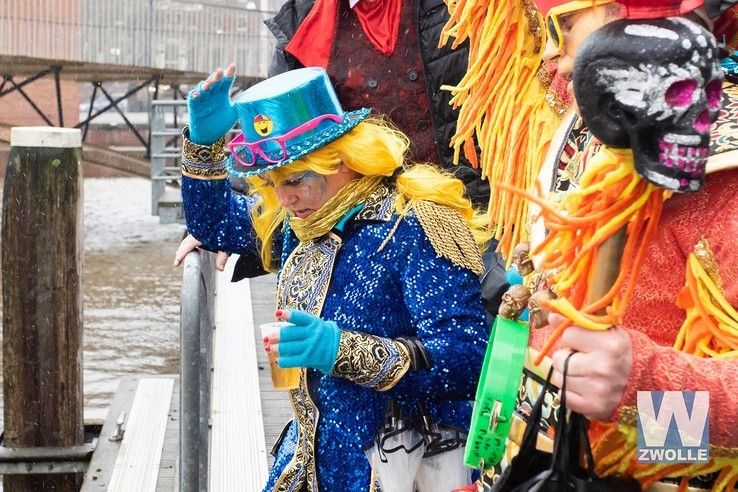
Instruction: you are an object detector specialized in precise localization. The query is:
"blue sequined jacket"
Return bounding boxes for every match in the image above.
[182,173,488,491]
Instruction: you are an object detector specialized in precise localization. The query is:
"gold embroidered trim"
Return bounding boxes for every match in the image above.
[277,234,342,314]
[273,369,320,491]
[356,181,395,221]
[181,127,226,163]
[181,161,229,180]
[412,200,485,275]
[273,233,343,492]
[333,331,411,391]
[180,128,228,179]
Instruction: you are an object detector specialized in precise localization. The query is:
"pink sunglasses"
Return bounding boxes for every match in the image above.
[227,113,345,167]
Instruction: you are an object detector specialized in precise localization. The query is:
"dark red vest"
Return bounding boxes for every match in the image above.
[327,0,438,164]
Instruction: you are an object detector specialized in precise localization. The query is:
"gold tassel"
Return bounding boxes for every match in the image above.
[413,200,485,275]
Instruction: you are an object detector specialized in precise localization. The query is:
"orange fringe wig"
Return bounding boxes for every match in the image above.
[500,146,671,364]
[439,0,562,260]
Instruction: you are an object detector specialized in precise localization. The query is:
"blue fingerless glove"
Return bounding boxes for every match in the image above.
[187,75,239,146]
[278,310,342,374]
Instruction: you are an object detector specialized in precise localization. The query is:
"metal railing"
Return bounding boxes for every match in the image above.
[0,0,278,77]
[180,249,217,492]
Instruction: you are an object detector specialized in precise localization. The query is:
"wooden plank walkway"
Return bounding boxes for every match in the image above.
[208,257,292,490]
[209,258,270,491]
[81,376,179,492]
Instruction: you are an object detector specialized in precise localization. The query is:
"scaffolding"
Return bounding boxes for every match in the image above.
[0,0,276,163]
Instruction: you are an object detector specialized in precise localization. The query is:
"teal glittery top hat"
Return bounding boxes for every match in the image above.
[226,67,370,177]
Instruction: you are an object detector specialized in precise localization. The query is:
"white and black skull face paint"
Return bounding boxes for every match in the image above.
[573,18,723,192]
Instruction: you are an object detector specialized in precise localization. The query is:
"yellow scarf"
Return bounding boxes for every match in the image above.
[288,176,384,242]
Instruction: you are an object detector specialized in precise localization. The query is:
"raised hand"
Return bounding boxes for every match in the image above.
[187,63,239,145]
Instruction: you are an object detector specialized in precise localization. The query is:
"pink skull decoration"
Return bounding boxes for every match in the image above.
[573,17,723,192]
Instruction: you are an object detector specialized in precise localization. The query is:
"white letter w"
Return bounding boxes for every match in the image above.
[637,391,709,447]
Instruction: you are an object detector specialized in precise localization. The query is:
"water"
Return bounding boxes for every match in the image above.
[1,177,185,422]
[82,178,184,420]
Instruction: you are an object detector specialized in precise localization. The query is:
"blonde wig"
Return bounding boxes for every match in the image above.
[247,116,490,271]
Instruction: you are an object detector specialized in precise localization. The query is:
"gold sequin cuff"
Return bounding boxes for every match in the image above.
[332,331,411,391]
[181,126,228,180]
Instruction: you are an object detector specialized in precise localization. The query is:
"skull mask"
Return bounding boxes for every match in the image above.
[573,18,723,192]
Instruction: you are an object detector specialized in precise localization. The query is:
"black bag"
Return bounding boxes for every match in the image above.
[492,353,641,492]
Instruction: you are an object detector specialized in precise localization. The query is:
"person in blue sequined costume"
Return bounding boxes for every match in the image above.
[180,66,489,491]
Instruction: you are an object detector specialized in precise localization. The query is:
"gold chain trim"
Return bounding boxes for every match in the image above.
[332,331,411,391]
[181,127,226,163]
[412,200,485,275]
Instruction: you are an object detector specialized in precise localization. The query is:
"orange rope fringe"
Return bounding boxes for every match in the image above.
[586,240,738,491]
[673,239,738,357]
[500,146,669,364]
[439,0,561,260]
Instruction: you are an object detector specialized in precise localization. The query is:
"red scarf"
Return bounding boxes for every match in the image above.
[286,0,402,68]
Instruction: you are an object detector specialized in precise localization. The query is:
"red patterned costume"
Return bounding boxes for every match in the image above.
[529,166,738,446]
[523,81,738,492]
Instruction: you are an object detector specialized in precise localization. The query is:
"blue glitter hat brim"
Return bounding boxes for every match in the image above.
[226,108,371,178]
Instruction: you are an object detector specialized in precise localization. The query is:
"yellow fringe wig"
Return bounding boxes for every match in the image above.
[246,116,491,271]
[439,0,562,260]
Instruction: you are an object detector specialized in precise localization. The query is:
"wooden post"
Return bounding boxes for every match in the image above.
[2,127,84,491]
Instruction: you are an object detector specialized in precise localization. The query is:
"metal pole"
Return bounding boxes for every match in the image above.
[180,251,203,492]
[53,66,64,127]
[198,254,215,492]
[3,127,84,492]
